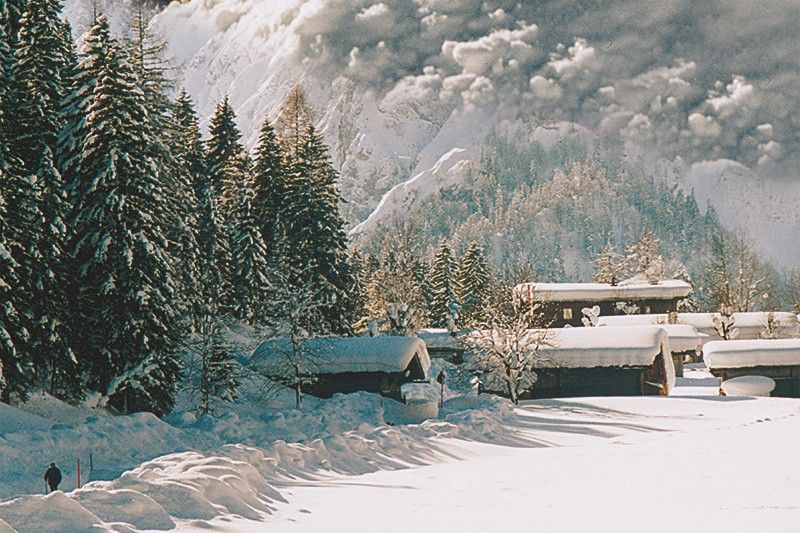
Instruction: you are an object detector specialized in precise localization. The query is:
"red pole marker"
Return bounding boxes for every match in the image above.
[77,458,81,489]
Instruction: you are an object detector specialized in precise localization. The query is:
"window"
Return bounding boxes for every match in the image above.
[562,307,573,320]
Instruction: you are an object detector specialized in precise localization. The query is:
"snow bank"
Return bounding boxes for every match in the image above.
[71,487,174,530]
[598,312,800,340]
[251,336,431,376]
[515,279,691,303]
[0,402,53,435]
[704,338,800,369]
[0,491,104,533]
[720,375,776,397]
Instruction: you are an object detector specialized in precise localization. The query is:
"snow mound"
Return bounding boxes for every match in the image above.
[0,402,53,435]
[721,376,776,397]
[0,491,104,533]
[71,487,174,530]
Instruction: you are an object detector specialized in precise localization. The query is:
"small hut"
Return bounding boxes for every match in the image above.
[514,280,692,327]
[480,326,674,400]
[595,319,706,376]
[416,328,465,362]
[598,312,800,341]
[703,339,800,398]
[251,336,432,402]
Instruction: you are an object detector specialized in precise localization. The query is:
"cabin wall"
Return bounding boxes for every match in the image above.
[541,298,683,327]
[709,366,800,398]
[519,367,650,399]
[307,372,408,401]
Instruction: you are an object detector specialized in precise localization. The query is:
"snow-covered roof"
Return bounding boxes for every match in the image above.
[514,279,692,303]
[533,326,675,391]
[593,321,704,353]
[416,329,465,351]
[598,312,800,339]
[703,338,800,369]
[251,336,432,376]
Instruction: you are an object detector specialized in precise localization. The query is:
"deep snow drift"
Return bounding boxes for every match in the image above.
[2,367,800,532]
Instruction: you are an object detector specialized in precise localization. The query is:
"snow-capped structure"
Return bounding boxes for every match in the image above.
[251,336,432,400]
[528,326,675,397]
[514,279,692,327]
[704,338,800,397]
[598,312,800,340]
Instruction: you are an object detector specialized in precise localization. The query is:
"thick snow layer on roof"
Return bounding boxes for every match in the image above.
[514,279,692,303]
[594,322,704,353]
[533,326,675,390]
[416,329,465,351]
[251,336,432,376]
[599,312,800,339]
[704,338,800,369]
[721,375,776,397]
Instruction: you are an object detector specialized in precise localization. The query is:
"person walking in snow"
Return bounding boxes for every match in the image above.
[44,462,62,493]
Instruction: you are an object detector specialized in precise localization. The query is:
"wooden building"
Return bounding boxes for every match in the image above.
[416,328,465,362]
[595,319,706,376]
[479,326,675,400]
[251,336,432,402]
[598,312,800,341]
[514,280,692,327]
[703,339,800,398]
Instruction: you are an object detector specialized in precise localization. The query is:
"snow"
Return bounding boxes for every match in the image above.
[597,311,800,340]
[416,328,464,353]
[704,338,800,369]
[535,325,670,365]
[595,322,705,353]
[721,375,776,397]
[251,336,432,376]
[514,279,692,303]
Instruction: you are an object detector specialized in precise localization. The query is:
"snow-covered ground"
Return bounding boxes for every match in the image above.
[1,365,799,532]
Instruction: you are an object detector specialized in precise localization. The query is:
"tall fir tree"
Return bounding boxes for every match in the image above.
[427,239,459,329]
[9,0,79,399]
[205,96,243,198]
[456,241,491,328]
[251,117,286,250]
[70,18,180,415]
[281,123,355,334]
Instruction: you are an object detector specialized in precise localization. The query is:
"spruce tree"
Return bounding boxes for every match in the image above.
[205,96,243,197]
[456,241,491,327]
[70,20,180,415]
[251,117,286,250]
[281,123,355,334]
[428,239,459,329]
[230,168,271,324]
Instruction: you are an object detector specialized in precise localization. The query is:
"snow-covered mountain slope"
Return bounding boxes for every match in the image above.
[145,1,800,265]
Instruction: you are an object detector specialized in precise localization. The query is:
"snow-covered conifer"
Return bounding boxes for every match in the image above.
[456,241,491,328]
[427,239,459,329]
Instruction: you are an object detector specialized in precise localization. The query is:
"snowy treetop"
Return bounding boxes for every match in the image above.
[252,336,432,376]
[514,279,692,303]
[703,338,800,369]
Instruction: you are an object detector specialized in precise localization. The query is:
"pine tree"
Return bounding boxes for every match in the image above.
[251,117,286,250]
[70,19,180,415]
[8,0,79,400]
[230,161,271,324]
[281,123,355,334]
[456,241,491,327]
[428,239,460,329]
[205,96,243,198]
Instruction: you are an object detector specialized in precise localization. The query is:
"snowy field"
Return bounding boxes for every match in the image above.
[1,367,799,532]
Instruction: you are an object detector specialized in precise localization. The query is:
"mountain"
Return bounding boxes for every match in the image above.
[69,0,800,267]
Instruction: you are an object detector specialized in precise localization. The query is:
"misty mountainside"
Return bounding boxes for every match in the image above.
[68,0,800,269]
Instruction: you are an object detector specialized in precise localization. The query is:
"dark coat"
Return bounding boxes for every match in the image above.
[44,466,62,488]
